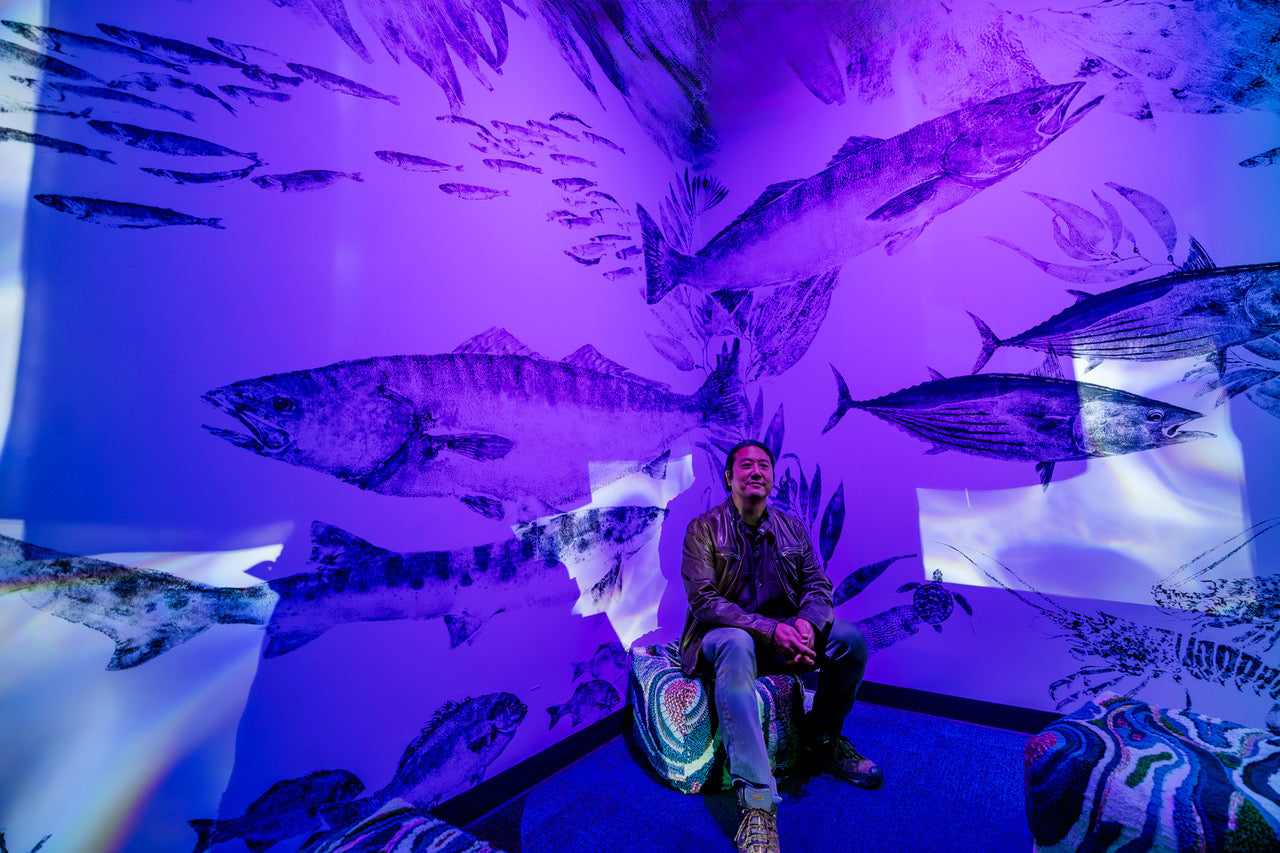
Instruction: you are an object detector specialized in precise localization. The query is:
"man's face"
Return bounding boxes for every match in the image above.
[726,445,774,505]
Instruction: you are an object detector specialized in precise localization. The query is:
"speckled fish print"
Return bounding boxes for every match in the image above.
[641,82,1100,303]
[0,126,113,162]
[547,679,620,728]
[35,195,225,229]
[11,77,194,120]
[264,506,664,655]
[287,61,399,104]
[0,532,273,670]
[96,23,254,70]
[190,770,364,853]
[323,693,526,826]
[570,641,628,681]
[439,182,507,200]
[824,368,1212,487]
[0,37,105,82]
[141,164,259,185]
[252,170,362,191]
[87,119,259,161]
[374,150,462,173]
[202,330,743,517]
[1,20,188,71]
[970,246,1280,372]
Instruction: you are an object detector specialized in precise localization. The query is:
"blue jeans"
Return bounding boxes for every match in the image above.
[700,619,868,809]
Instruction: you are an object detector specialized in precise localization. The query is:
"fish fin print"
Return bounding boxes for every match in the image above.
[1036,461,1055,490]
[1032,355,1064,379]
[822,365,855,434]
[262,627,328,658]
[868,178,941,221]
[827,135,883,167]
[563,344,661,387]
[1067,289,1094,303]
[189,819,216,853]
[884,224,928,256]
[108,622,209,670]
[967,312,1002,373]
[1081,358,1103,373]
[547,704,564,729]
[460,495,504,519]
[642,450,670,479]
[956,593,973,616]
[437,433,515,461]
[639,204,694,304]
[590,556,623,607]
[931,623,943,633]
[923,445,949,455]
[692,339,746,427]
[1181,236,1213,271]
[737,180,804,222]
[453,326,542,358]
[926,366,945,381]
[245,840,273,853]
[309,520,374,563]
[444,614,484,647]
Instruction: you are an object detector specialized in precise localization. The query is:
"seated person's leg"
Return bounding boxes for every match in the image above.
[701,627,777,810]
[804,619,882,789]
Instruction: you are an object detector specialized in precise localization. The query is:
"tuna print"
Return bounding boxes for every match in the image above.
[202,329,744,518]
[0,532,273,670]
[189,770,364,853]
[824,368,1213,486]
[35,195,225,229]
[323,693,527,826]
[547,679,620,728]
[265,506,664,655]
[641,81,1101,303]
[970,244,1280,373]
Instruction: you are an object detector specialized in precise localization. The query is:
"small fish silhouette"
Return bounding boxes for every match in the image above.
[36,195,225,229]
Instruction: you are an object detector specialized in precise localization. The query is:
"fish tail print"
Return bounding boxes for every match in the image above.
[547,703,565,729]
[968,311,1003,373]
[200,216,225,230]
[108,620,213,670]
[822,364,856,434]
[188,819,216,853]
[693,338,746,427]
[638,203,692,304]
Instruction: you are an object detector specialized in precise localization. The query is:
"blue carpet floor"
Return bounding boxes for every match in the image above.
[467,701,1034,852]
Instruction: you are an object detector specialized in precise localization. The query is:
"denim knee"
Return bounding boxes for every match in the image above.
[825,619,868,666]
[702,627,758,686]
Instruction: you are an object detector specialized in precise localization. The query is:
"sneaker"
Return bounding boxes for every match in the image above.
[734,807,780,853]
[805,734,884,789]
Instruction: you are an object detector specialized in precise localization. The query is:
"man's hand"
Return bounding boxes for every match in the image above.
[773,619,816,666]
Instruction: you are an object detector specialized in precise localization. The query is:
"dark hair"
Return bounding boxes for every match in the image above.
[724,439,775,481]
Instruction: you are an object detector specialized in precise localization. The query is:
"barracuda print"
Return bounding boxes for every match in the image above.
[824,368,1212,487]
[641,81,1101,303]
[204,329,744,518]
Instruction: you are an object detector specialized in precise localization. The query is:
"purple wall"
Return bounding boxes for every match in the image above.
[2,1,1279,850]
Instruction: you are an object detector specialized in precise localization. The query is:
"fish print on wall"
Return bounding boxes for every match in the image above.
[267,506,665,654]
[824,368,1213,487]
[949,545,1280,731]
[832,554,974,654]
[0,532,273,670]
[570,641,627,684]
[546,679,620,729]
[203,329,744,519]
[189,770,364,853]
[322,693,527,826]
[640,81,1101,305]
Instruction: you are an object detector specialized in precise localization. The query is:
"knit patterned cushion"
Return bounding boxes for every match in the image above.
[298,800,511,853]
[628,641,804,794]
[1025,695,1280,852]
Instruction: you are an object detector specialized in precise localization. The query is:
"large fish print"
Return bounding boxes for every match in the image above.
[265,506,665,655]
[641,81,1101,303]
[189,770,364,853]
[824,368,1212,486]
[323,693,527,827]
[35,195,225,229]
[970,246,1280,372]
[203,329,744,518]
[0,532,273,670]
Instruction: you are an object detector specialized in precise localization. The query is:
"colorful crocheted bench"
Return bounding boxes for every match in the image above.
[1024,694,1280,852]
[628,641,805,794]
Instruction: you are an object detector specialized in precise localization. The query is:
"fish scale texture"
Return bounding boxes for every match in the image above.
[1025,694,1280,852]
[628,641,803,793]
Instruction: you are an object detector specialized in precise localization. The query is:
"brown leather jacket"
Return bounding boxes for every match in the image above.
[678,498,834,676]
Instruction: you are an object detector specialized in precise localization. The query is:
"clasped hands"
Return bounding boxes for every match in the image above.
[772,617,817,666]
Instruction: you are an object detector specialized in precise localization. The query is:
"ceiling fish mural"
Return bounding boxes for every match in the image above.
[189,770,364,853]
[546,678,620,729]
[823,368,1214,487]
[267,505,665,654]
[970,245,1280,374]
[640,81,1101,304]
[321,693,527,826]
[0,532,273,671]
[202,329,744,519]
[950,546,1280,732]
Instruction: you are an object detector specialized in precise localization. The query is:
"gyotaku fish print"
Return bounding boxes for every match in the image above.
[110,73,237,114]
[374,150,462,173]
[0,37,106,82]
[322,693,527,827]
[251,170,363,192]
[202,329,744,518]
[10,77,195,121]
[141,164,259,185]
[87,119,259,161]
[35,195,225,229]
[0,126,113,162]
[824,367,1212,487]
[570,641,628,682]
[0,20,188,71]
[855,571,974,653]
[0,532,273,670]
[640,81,1101,303]
[969,240,1280,372]
[265,506,664,655]
[546,679,620,728]
[286,61,398,104]
[95,23,257,71]
[189,770,364,853]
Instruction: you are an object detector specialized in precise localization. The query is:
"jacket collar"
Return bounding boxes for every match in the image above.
[723,497,774,536]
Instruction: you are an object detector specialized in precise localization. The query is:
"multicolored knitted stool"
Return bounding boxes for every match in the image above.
[1025,694,1280,852]
[628,641,804,794]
